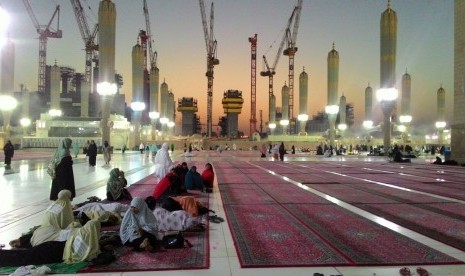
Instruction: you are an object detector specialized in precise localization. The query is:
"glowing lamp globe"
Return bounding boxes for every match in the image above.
[130,101,146,111]
[0,95,17,111]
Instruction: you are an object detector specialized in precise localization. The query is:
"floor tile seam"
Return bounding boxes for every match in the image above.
[294,163,465,205]
[247,161,465,262]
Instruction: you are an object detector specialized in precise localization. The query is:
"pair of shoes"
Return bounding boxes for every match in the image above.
[399,267,411,276]
[417,267,429,276]
[313,273,324,276]
[209,215,225,223]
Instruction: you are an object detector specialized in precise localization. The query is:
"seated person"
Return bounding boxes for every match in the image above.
[185,166,205,191]
[152,167,185,200]
[201,163,215,192]
[106,168,132,201]
[433,156,443,164]
[153,207,203,232]
[120,197,159,252]
[393,149,411,163]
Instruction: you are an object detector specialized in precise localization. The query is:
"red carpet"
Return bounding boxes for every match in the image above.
[83,174,210,272]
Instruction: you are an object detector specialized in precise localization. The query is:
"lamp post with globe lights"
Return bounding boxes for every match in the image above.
[268,122,276,136]
[436,85,446,146]
[280,119,289,135]
[325,105,339,148]
[159,117,169,138]
[149,111,160,141]
[97,82,117,145]
[0,95,17,140]
[376,88,398,154]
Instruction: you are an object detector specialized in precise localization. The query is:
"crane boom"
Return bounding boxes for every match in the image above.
[199,0,219,137]
[283,0,303,124]
[143,0,157,69]
[70,0,98,85]
[23,0,62,93]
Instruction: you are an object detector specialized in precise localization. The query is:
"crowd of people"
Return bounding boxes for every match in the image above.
[1,138,216,269]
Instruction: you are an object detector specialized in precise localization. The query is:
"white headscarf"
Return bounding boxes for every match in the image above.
[120,197,158,244]
[63,219,101,263]
[154,143,172,166]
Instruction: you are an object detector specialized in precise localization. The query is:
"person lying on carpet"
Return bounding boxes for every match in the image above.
[75,201,130,218]
[153,207,204,232]
[120,197,161,252]
[185,165,205,192]
[106,168,132,201]
[162,196,211,217]
[152,166,186,200]
[74,210,121,227]
[0,219,102,267]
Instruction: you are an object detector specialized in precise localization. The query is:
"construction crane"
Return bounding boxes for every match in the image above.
[283,0,303,122]
[23,1,62,93]
[70,0,98,86]
[260,6,296,124]
[248,34,257,137]
[142,0,157,71]
[199,0,219,137]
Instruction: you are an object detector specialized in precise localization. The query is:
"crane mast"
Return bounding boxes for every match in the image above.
[143,0,157,70]
[70,0,98,86]
[283,0,303,124]
[260,7,296,124]
[23,0,62,93]
[199,0,219,137]
[249,34,257,136]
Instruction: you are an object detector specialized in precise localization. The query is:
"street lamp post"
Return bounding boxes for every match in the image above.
[130,101,145,147]
[268,122,276,136]
[297,114,308,135]
[376,88,398,154]
[280,119,289,135]
[97,82,117,145]
[435,121,446,146]
[149,111,160,141]
[0,95,17,140]
[159,117,169,139]
[325,105,339,148]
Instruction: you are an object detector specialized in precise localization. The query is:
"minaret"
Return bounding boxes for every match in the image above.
[400,69,412,124]
[452,1,465,162]
[50,61,61,114]
[338,94,347,131]
[222,90,244,138]
[326,43,339,148]
[436,85,446,145]
[149,66,159,116]
[131,43,144,146]
[98,0,116,144]
[363,84,373,128]
[380,0,397,89]
[269,94,276,133]
[298,67,309,133]
[98,0,116,84]
[1,35,15,139]
[160,80,169,120]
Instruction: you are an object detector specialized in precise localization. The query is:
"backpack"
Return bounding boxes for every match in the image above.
[162,232,192,249]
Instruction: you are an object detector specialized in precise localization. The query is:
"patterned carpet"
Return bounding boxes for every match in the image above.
[219,161,463,267]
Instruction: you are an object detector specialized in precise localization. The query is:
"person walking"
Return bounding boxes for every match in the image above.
[102,140,111,165]
[72,141,80,158]
[50,138,76,201]
[139,142,145,154]
[87,140,98,167]
[279,142,286,161]
[3,140,14,169]
[153,142,173,180]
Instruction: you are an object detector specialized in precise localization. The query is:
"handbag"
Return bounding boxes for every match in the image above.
[162,232,192,249]
[46,157,58,179]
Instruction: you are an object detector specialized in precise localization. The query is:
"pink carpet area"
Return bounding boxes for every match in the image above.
[83,173,210,272]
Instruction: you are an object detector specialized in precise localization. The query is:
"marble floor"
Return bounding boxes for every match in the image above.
[1,149,465,276]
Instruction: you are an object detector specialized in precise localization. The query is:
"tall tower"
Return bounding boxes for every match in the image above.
[131,43,144,146]
[177,97,198,136]
[298,67,309,133]
[452,1,465,162]
[50,62,61,113]
[1,35,15,139]
[364,84,373,128]
[98,0,116,144]
[269,94,276,132]
[168,91,175,123]
[160,80,169,120]
[436,85,446,145]
[338,95,347,131]
[400,70,412,125]
[98,0,116,84]
[326,43,339,148]
[149,66,159,116]
[222,90,244,138]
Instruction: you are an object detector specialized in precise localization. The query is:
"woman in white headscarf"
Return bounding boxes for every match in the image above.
[153,142,173,180]
[120,197,159,252]
[50,138,76,200]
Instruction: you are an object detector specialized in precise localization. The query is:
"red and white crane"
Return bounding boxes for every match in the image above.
[23,0,62,93]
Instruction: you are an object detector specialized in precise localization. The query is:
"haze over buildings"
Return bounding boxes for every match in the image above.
[0,0,453,134]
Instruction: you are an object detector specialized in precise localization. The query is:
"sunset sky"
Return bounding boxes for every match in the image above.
[0,0,454,134]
